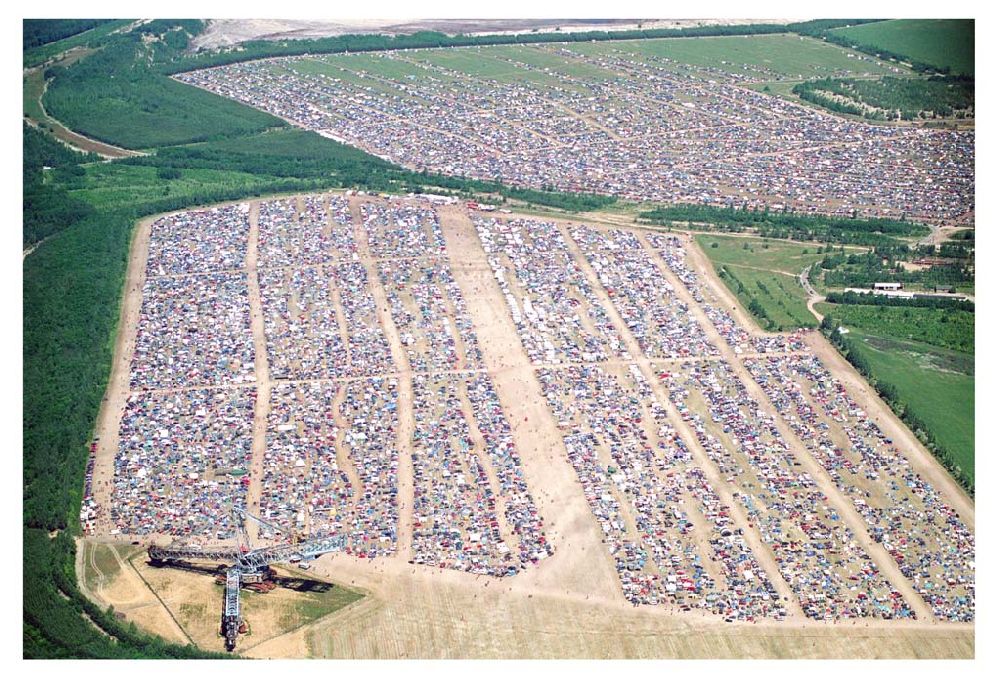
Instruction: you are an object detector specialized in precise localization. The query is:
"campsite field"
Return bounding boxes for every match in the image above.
[830,19,974,76]
[554,33,903,79]
[24,19,975,660]
[74,191,973,657]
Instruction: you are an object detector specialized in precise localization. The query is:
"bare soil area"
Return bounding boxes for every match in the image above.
[190,19,791,50]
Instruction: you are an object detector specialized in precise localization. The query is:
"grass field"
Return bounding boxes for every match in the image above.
[559,33,903,79]
[481,44,623,81]
[319,52,441,81]
[720,265,817,330]
[65,165,312,211]
[830,20,974,77]
[320,34,902,87]
[846,332,973,485]
[696,234,828,330]
[695,234,831,274]
[395,47,595,87]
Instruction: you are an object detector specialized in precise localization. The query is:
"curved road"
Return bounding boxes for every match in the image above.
[800,263,824,322]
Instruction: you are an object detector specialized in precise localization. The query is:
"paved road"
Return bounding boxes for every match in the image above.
[800,263,824,322]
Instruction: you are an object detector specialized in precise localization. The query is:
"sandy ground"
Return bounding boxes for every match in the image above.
[190,19,793,50]
[88,213,154,536]
[84,193,974,657]
[245,202,271,540]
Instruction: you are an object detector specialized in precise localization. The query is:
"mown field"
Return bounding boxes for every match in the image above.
[696,233,831,275]
[846,332,974,486]
[830,19,974,77]
[696,234,829,330]
[317,33,903,86]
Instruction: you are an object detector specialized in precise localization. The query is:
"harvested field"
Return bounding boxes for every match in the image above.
[84,191,973,657]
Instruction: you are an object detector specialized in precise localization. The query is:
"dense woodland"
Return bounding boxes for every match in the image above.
[793,75,974,121]
[638,204,928,246]
[22,19,111,50]
[22,124,97,247]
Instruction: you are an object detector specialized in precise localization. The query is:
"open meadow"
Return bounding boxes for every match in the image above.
[830,19,974,76]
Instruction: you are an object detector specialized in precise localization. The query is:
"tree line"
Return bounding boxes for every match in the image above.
[23,19,113,50]
[638,203,928,246]
[793,75,973,121]
[825,290,973,312]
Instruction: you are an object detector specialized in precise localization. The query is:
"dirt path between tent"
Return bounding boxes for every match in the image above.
[438,205,624,602]
[245,202,272,540]
[349,195,417,562]
[88,213,154,535]
[551,218,805,619]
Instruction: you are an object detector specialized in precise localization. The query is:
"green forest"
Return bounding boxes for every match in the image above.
[793,75,973,121]
[23,19,112,50]
[638,203,928,246]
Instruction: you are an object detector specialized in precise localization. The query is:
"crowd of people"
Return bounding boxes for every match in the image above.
[411,371,551,575]
[259,379,400,557]
[662,360,912,620]
[178,44,973,223]
[475,216,626,364]
[111,388,255,537]
[745,355,975,622]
